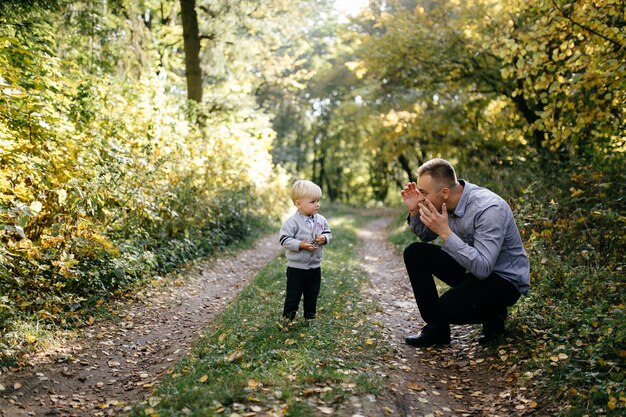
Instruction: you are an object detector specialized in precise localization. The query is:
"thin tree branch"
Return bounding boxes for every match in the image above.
[551,0,624,50]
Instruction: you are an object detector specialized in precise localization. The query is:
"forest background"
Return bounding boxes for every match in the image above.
[0,0,624,415]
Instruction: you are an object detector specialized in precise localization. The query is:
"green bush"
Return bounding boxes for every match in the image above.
[0,6,289,363]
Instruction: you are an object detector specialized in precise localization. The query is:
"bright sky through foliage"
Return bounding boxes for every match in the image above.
[334,0,368,16]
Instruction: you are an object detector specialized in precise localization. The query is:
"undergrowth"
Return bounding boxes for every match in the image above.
[388,160,625,416]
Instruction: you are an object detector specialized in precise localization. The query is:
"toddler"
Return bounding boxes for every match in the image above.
[279,180,332,321]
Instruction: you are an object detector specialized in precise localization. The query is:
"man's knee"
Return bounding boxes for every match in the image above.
[403,242,430,263]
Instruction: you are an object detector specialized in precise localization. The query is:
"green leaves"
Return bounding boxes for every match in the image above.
[0,1,289,364]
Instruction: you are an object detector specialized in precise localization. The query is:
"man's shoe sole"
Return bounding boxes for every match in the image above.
[405,335,451,348]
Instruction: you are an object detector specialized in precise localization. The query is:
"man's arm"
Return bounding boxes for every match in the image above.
[442,204,506,278]
[407,214,438,242]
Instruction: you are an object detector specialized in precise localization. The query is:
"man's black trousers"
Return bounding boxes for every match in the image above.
[403,242,520,328]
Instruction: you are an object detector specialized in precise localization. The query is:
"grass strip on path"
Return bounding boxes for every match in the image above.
[130,212,387,417]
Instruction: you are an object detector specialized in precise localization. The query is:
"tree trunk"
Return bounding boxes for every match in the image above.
[398,153,416,183]
[179,0,202,102]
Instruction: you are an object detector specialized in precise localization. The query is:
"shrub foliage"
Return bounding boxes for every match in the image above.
[0,3,288,358]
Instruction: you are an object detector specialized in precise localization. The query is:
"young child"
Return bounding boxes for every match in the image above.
[279,180,332,321]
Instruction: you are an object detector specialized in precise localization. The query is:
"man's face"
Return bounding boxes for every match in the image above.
[417,174,445,212]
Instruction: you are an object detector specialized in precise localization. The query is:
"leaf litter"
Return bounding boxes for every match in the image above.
[0,234,281,417]
[347,214,539,417]
[0,213,540,416]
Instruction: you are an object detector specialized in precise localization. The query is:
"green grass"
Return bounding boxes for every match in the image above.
[130,211,387,417]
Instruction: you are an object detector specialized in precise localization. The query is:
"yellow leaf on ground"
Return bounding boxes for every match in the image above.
[226,350,244,362]
[608,398,616,410]
[198,374,208,383]
[407,383,424,391]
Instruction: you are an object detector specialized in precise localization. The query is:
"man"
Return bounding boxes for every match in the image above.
[401,158,529,347]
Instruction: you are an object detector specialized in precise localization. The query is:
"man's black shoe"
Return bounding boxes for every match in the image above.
[479,316,506,345]
[478,329,505,345]
[405,325,450,348]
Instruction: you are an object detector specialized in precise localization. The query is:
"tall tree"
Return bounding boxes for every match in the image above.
[180,0,202,102]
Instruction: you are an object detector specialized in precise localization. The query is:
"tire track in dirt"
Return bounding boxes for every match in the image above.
[0,234,281,417]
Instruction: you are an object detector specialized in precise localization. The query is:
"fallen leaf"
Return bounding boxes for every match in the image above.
[317,406,334,414]
[198,375,208,383]
[407,383,424,391]
[226,351,244,362]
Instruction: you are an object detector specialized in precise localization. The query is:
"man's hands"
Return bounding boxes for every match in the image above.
[401,182,453,241]
[401,182,421,216]
[418,200,452,241]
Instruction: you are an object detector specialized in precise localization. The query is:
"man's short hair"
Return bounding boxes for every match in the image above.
[417,158,457,189]
[291,180,322,203]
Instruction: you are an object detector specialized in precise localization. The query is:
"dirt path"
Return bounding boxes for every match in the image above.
[356,214,537,417]
[0,234,281,417]
[1,214,538,417]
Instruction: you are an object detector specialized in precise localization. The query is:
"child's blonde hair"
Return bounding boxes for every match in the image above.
[290,180,322,203]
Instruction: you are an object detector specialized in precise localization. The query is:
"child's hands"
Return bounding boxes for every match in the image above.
[299,239,317,252]
[314,235,326,246]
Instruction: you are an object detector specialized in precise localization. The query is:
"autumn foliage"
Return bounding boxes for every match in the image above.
[0,0,624,415]
[0,2,288,351]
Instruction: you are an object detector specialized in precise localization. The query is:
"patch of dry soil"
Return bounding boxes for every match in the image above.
[0,234,281,417]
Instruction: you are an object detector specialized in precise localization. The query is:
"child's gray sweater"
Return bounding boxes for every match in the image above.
[279,211,332,269]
